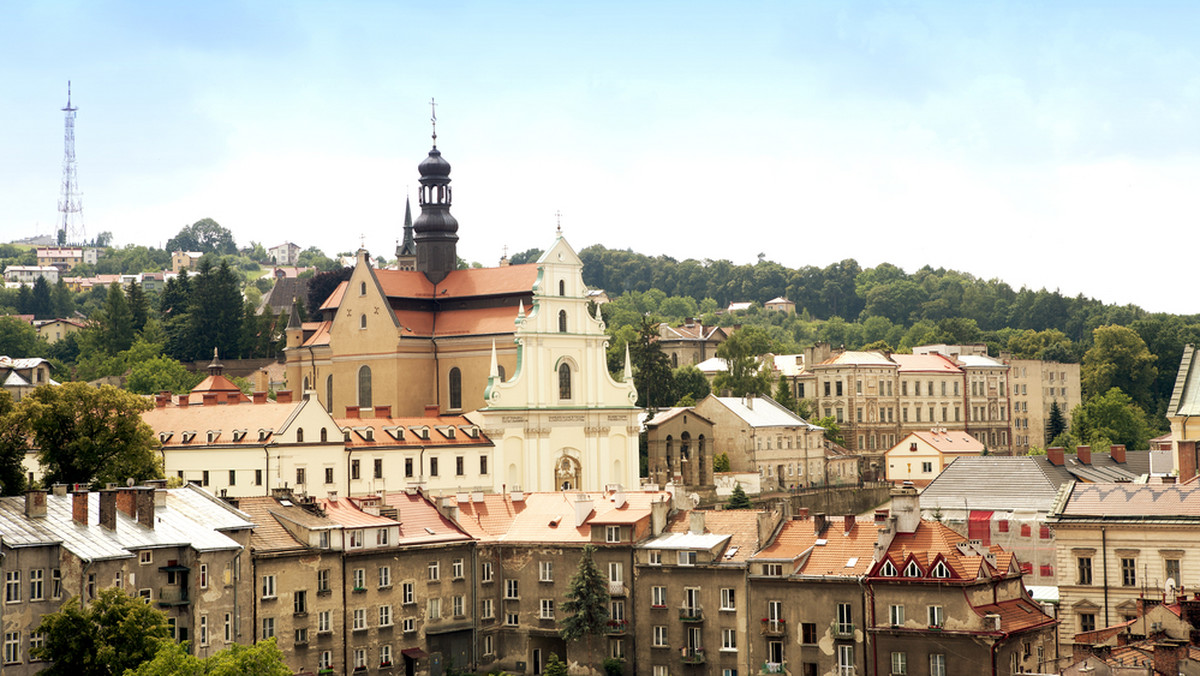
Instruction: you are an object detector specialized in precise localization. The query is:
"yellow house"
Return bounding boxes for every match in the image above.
[34,318,84,344]
[885,429,984,487]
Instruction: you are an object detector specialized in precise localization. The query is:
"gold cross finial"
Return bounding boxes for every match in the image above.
[430,97,438,145]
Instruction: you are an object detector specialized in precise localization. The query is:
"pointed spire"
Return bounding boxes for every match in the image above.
[286,301,302,330]
[489,340,499,379]
[517,299,525,319]
[207,348,224,376]
[623,343,633,382]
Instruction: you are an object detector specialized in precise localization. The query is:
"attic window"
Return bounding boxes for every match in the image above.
[845,557,858,568]
[460,426,479,439]
[232,430,247,442]
[904,561,922,578]
[384,426,404,441]
[343,429,351,442]
[206,431,219,443]
[258,429,273,442]
[424,527,435,535]
[182,431,197,443]
[723,546,739,560]
[410,426,430,441]
[436,426,455,439]
[881,560,898,577]
[932,561,950,578]
[158,432,172,443]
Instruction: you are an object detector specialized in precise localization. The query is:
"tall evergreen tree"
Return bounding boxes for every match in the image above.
[102,282,135,354]
[30,277,53,319]
[15,284,32,315]
[1045,401,1067,445]
[774,375,799,414]
[727,484,752,509]
[629,316,674,409]
[159,269,191,319]
[126,280,148,333]
[559,544,610,653]
[51,279,74,318]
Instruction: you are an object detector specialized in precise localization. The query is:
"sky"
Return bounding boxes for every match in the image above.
[3,1,1200,314]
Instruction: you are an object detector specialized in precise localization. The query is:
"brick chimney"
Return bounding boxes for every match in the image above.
[72,488,88,525]
[98,489,117,530]
[252,391,267,404]
[116,488,137,519]
[424,404,440,418]
[843,515,855,533]
[24,490,47,518]
[813,512,827,534]
[225,391,241,404]
[345,406,360,419]
[874,509,889,523]
[1153,641,1185,676]
[1047,447,1065,466]
[1110,444,1126,464]
[178,396,189,408]
[202,392,218,406]
[375,405,391,419]
[1077,445,1092,465]
[155,391,169,408]
[136,487,155,529]
[276,390,293,404]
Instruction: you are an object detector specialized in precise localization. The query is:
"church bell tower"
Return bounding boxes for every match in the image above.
[413,100,458,284]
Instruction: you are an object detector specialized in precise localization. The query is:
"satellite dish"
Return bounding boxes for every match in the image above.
[688,493,700,507]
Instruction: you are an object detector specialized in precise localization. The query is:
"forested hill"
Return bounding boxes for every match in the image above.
[574,244,1200,427]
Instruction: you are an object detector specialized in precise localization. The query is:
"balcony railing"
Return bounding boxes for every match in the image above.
[761,618,786,637]
[608,581,628,597]
[157,587,189,606]
[760,662,788,675]
[831,621,855,638]
[679,605,704,622]
[680,647,706,664]
[605,619,629,636]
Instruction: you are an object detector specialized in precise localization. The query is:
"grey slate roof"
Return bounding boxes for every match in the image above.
[1169,344,1200,417]
[920,451,1152,513]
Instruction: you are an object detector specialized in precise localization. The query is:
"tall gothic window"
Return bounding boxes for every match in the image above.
[558,310,568,333]
[358,366,372,409]
[449,368,462,410]
[559,280,565,296]
[558,363,572,400]
[325,375,333,413]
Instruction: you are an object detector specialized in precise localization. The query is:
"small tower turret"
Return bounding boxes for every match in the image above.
[413,98,458,284]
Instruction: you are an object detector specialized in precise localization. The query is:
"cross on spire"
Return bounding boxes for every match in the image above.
[430,97,438,145]
[555,210,562,236]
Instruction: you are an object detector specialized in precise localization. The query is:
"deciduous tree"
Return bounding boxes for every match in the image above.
[1082,325,1156,407]
[1070,387,1153,451]
[713,326,773,397]
[32,587,172,676]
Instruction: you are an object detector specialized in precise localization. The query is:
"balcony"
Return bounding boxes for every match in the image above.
[679,605,704,622]
[605,619,629,636]
[761,618,786,637]
[760,662,789,675]
[680,647,706,664]
[608,581,628,597]
[830,621,855,639]
[157,586,190,607]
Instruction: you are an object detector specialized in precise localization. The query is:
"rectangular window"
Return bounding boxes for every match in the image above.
[295,627,307,644]
[1167,558,1182,585]
[453,595,464,617]
[541,599,555,619]
[430,457,439,476]
[836,381,843,396]
[428,598,441,620]
[1080,612,1096,633]
[837,645,854,674]
[318,610,331,633]
[456,456,464,476]
[255,469,263,485]
[353,608,367,630]
[651,586,666,608]
[678,550,697,566]
[353,568,365,590]
[351,459,360,480]
[540,561,554,582]
[720,587,736,611]
[453,559,464,579]
[5,572,19,603]
[318,569,330,593]
[1078,557,1093,585]
[482,635,493,656]
[224,613,231,642]
[402,582,414,604]
[261,617,275,639]
[801,622,817,644]
[653,625,667,647]
[722,627,737,650]
[428,561,440,581]
[380,645,392,666]
[295,468,305,485]
[354,649,367,669]
[202,470,209,486]
[481,561,494,583]
[379,605,392,627]
[609,562,623,584]
[930,654,946,676]
[200,615,208,646]
[379,566,391,588]
[610,599,625,622]
[324,467,334,484]
[606,525,621,542]
[261,575,276,599]
[404,458,413,477]
[4,631,19,665]
[228,469,236,486]
[29,570,43,601]
[482,598,494,619]
[835,603,852,633]
[1122,558,1137,586]
[377,528,389,546]
[891,652,907,675]
[294,590,307,614]
[889,604,904,626]
[349,530,364,548]
[506,579,519,599]
[927,605,943,628]
[480,456,488,475]
[922,461,932,473]
[375,458,384,478]
[319,651,332,669]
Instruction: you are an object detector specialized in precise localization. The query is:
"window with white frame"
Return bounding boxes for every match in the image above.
[354,648,367,669]
[540,561,553,582]
[402,617,415,633]
[261,617,275,639]
[482,599,494,619]
[379,605,392,626]
[541,599,555,619]
[199,564,207,589]
[928,605,944,628]
[889,604,904,625]
[453,595,464,617]
[50,570,61,600]
[891,651,907,675]
[721,628,736,650]
[651,585,666,607]
[653,667,668,676]
[319,651,332,669]
[349,530,363,548]
[482,634,493,656]
[452,558,464,579]
[199,615,208,646]
[930,654,946,676]
[3,631,19,664]
[481,561,494,582]
[353,608,367,630]
[260,575,276,599]
[378,566,391,588]
[610,599,625,622]
[352,568,365,590]
[428,561,440,581]
[505,611,519,626]
[609,562,623,584]
[653,625,667,647]
[428,598,441,620]
[837,644,854,675]
[402,582,414,604]
[29,570,43,601]
[505,579,519,599]
[649,550,662,565]
[5,572,19,603]
[678,550,697,566]
[720,588,735,611]
[610,638,625,659]
[377,528,389,546]
[606,525,620,542]
[29,631,42,660]
[318,610,331,633]
[380,645,392,666]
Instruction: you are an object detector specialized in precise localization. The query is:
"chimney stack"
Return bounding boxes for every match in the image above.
[1110,444,1126,464]
[843,514,855,533]
[375,405,391,419]
[424,404,440,418]
[24,490,47,518]
[276,390,293,404]
[1077,445,1092,465]
[98,489,117,530]
[574,494,593,527]
[252,391,267,404]
[345,406,360,419]
[51,484,67,497]
[689,510,706,535]
[875,509,889,523]
[116,488,137,519]
[813,512,827,534]
[202,392,218,406]
[890,482,921,534]
[72,488,88,525]
[136,487,155,529]
[1047,447,1065,466]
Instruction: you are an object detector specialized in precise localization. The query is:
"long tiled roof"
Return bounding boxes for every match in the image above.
[238,496,313,553]
[753,515,881,576]
[449,490,669,543]
[376,492,473,546]
[818,351,895,367]
[891,353,961,374]
[920,456,1065,512]
[1053,482,1200,520]
[662,510,771,562]
[143,401,301,447]
[974,597,1057,634]
[338,415,491,449]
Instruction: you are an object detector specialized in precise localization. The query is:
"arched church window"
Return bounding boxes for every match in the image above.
[296,428,304,443]
[559,280,565,296]
[559,310,567,333]
[496,365,506,382]
[360,314,367,329]
[358,366,372,409]
[672,353,678,368]
[558,363,572,400]
[320,428,328,442]
[360,281,367,296]
[325,375,333,413]
[303,375,310,392]
[449,368,462,409]
[680,431,691,460]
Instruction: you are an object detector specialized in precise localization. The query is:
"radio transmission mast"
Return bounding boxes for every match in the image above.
[57,81,85,246]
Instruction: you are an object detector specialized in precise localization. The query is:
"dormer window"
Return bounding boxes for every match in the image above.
[762,563,783,576]
[206,431,220,443]
[904,561,922,578]
[182,431,196,444]
[880,560,898,577]
[159,432,172,444]
[931,561,950,579]
[678,551,696,566]
[384,426,404,441]
[258,429,272,442]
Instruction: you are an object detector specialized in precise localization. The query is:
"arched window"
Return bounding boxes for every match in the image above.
[358,366,372,409]
[296,428,304,443]
[449,367,462,410]
[558,310,567,333]
[559,280,565,296]
[320,428,328,442]
[325,375,333,413]
[558,363,572,400]
[303,375,310,392]
[672,353,678,368]
[360,314,367,329]
[360,281,367,296]
[680,431,691,460]
[496,365,506,382]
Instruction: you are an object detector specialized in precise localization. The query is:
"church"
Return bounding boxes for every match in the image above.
[283,133,641,494]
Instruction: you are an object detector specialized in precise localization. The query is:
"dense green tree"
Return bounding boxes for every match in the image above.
[15,284,32,315]
[0,315,47,357]
[509,248,544,265]
[306,267,353,317]
[671,365,711,405]
[813,415,845,446]
[727,483,752,509]
[181,259,243,360]
[32,587,172,676]
[713,326,773,397]
[543,653,569,676]
[297,246,340,271]
[127,637,292,676]
[101,282,135,354]
[1045,401,1067,446]
[22,382,161,488]
[126,280,149,333]
[30,276,53,319]
[0,391,26,494]
[629,317,674,408]
[1071,387,1154,451]
[713,452,731,473]
[559,544,610,653]
[126,356,204,395]
[1082,325,1157,406]
[774,375,799,414]
[166,217,237,255]
[51,279,74,317]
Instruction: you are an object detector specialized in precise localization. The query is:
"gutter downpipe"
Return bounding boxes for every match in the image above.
[1102,526,1110,628]
[861,575,876,676]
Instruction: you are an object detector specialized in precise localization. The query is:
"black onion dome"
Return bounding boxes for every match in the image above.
[418,147,451,179]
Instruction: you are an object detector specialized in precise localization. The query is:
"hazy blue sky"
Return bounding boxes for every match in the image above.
[3,1,1200,313]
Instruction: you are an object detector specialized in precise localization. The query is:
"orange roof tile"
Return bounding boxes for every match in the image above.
[879,520,1009,580]
[374,265,537,300]
[753,516,881,576]
[393,305,519,338]
[449,491,669,543]
[143,400,299,446]
[317,496,396,528]
[318,282,347,311]
[337,415,492,449]
[188,373,250,404]
[366,492,473,545]
[974,597,1056,634]
[301,321,332,347]
[891,353,962,374]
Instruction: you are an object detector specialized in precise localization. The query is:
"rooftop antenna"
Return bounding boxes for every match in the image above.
[429,97,437,147]
[57,81,85,246]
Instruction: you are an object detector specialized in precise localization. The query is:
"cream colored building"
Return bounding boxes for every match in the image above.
[884,429,984,487]
[1168,344,1200,480]
[1006,358,1080,452]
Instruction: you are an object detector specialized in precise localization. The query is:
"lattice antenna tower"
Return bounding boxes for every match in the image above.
[57,81,85,246]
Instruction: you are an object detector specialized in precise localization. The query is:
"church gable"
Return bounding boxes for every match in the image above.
[328,249,400,346]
